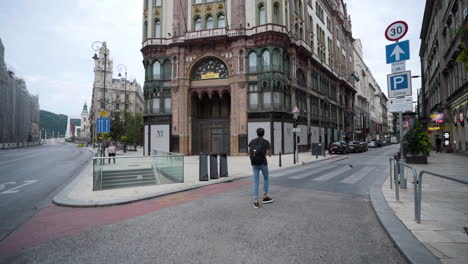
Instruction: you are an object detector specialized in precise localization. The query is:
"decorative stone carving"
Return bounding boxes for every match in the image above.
[191,58,229,80]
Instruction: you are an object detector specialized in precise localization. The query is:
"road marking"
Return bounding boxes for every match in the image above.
[289,165,336,180]
[340,166,376,184]
[1,180,38,194]
[270,164,321,178]
[313,166,352,182]
[0,182,16,191]
[0,150,55,165]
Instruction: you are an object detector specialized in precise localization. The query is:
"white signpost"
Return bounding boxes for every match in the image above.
[389,97,413,113]
[385,21,411,189]
[391,61,406,73]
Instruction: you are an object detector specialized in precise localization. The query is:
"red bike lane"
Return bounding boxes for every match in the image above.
[0,181,249,256]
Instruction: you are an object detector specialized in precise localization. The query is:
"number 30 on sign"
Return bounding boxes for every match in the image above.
[385,21,408,41]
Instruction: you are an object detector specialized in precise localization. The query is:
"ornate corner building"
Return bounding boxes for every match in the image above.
[141,0,357,155]
[89,43,145,142]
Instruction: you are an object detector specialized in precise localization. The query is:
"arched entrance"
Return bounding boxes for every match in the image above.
[189,57,231,154]
[191,91,230,154]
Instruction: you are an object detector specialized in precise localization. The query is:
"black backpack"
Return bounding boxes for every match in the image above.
[249,138,265,165]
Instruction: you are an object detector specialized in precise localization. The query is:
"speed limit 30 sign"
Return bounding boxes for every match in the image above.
[385,21,408,41]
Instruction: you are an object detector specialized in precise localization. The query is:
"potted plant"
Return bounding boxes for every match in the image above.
[403,122,431,164]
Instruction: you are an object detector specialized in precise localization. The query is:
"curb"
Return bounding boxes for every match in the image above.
[369,172,441,264]
[53,153,343,208]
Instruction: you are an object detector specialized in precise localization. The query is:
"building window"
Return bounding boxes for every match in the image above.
[194,16,202,31]
[273,2,280,24]
[258,4,266,25]
[154,20,161,38]
[153,61,161,80]
[152,98,160,113]
[164,97,172,112]
[191,57,229,80]
[144,0,148,10]
[326,17,331,31]
[262,50,271,71]
[143,21,148,40]
[116,103,120,110]
[249,84,259,109]
[296,69,306,87]
[163,60,172,80]
[272,49,280,70]
[249,52,257,73]
[154,0,161,7]
[316,2,324,22]
[217,14,225,28]
[194,0,201,4]
[206,15,214,29]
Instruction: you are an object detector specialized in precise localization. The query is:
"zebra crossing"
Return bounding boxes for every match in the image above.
[271,163,377,186]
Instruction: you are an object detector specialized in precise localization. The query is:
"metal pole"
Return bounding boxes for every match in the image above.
[293,131,296,164]
[102,51,107,158]
[399,111,407,188]
[124,71,127,153]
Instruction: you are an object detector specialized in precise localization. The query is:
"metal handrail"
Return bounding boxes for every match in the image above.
[415,170,468,223]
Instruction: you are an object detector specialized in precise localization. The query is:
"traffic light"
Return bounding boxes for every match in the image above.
[293,118,298,128]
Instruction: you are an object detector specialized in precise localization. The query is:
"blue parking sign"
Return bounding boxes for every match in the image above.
[387,71,412,98]
[97,118,111,133]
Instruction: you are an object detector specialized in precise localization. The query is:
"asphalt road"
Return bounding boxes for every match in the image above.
[0,143,92,242]
[0,144,406,263]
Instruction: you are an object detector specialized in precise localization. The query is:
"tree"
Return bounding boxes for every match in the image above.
[110,113,124,142]
[126,112,144,145]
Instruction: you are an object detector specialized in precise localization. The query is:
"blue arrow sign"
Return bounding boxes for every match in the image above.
[97,118,111,133]
[386,40,410,64]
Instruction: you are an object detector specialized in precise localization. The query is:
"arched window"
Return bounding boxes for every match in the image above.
[143,21,148,40]
[194,17,202,31]
[259,4,266,25]
[191,57,229,80]
[273,2,280,24]
[300,27,303,40]
[249,52,257,72]
[272,49,280,70]
[262,50,270,71]
[295,24,299,39]
[217,14,225,28]
[153,61,161,80]
[206,15,214,29]
[154,20,161,38]
[296,69,306,86]
[163,60,172,80]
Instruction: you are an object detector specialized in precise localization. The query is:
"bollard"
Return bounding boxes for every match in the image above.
[279,152,282,167]
[220,153,228,177]
[199,153,209,181]
[210,154,219,179]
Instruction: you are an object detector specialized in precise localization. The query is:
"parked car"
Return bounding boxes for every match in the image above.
[359,142,368,152]
[347,141,364,153]
[368,141,377,148]
[329,141,349,154]
[375,140,383,147]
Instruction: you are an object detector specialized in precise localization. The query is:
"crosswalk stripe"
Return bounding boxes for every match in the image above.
[312,166,352,182]
[340,166,375,184]
[288,165,336,180]
[270,163,323,178]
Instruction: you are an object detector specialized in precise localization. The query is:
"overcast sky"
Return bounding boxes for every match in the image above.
[0,0,425,116]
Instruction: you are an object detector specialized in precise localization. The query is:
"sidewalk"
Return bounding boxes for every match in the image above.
[382,152,468,264]
[54,146,344,207]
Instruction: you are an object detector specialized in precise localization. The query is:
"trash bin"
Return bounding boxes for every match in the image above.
[220,153,228,177]
[199,153,209,181]
[210,154,219,179]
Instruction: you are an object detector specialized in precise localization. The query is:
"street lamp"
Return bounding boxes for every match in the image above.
[91,41,108,157]
[117,64,128,152]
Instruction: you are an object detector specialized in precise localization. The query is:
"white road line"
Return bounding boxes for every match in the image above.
[270,164,321,178]
[340,166,376,184]
[289,165,336,180]
[0,150,55,165]
[313,166,352,182]
[1,180,38,194]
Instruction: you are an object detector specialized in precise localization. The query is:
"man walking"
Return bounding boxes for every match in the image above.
[248,128,273,208]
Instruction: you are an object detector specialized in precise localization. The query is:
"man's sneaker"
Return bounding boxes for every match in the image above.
[262,197,274,204]
[253,202,259,208]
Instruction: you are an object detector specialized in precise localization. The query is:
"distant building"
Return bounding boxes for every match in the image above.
[0,37,40,147]
[80,102,90,139]
[89,42,144,142]
[420,0,468,152]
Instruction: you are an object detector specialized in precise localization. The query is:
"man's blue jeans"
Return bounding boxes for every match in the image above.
[252,164,269,199]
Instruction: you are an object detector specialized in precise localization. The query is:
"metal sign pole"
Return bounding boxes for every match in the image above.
[399,111,407,188]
